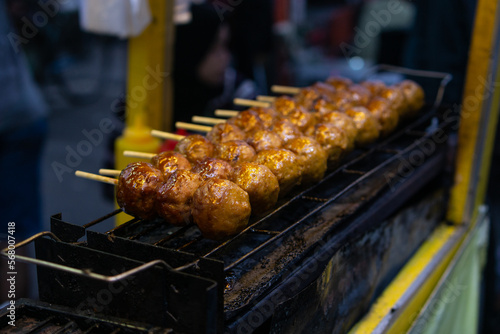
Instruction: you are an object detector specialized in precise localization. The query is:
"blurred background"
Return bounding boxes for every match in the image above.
[1,0,498,331]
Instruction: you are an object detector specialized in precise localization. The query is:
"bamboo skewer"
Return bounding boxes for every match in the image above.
[175,122,212,133]
[233,98,270,108]
[270,85,301,95]
[256,95,276,102]
[75,171,118,185]
[123,151,156,159]
[99,169,121,177]
[192,115,226,125]
[151,130,185,141]
[215,109,239,117]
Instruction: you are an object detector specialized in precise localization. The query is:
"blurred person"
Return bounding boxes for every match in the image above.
[173,3,258,125]
[0,0,48,302]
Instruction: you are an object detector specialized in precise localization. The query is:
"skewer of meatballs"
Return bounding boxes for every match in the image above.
[77,76,424,240]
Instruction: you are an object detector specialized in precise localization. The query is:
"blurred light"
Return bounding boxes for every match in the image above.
[349,56,365,71]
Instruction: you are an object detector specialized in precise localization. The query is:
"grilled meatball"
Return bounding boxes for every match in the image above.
[116,162,163,220]
[254,149,303,197]
[273,96,297,116]
[361,80,386,96]
[295,87,321,110]
[313,123,352,164]
[366,97,399,137]
[248,107,279,129]
[231,162,279,213]
[326,76,353,90]
[207,123,246,144]
[247,129,283,152]
[214,140,256,166]
[271,119,302,144]
[155,170,202,226]
[347,85,371,106]
[227,110,265,133]
[328,91,355,110]
[311,82,337,101]
[313,98,343,117]
[284,137,328,185]
[398,80,425,115]
[286,106,317,133]
[192,157,234,181]
[379,86,406,116]
[344,107,381,146]
[320,111,358,151]
[151,151,192,178]
[192,178,251,240]
[174,134,214,163]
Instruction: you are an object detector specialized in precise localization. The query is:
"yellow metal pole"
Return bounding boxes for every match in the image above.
[447,0,500,225]
[114,0,175,224]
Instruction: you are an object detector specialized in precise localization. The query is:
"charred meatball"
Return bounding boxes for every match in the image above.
[116,162,163,220]
[231,162,280,214]
[174,134,214,163]
[192,157,234,181]
[214,140,256,166]
[192,178,251,240]
[151,151,192,178]
[156,170,202,226]
[284,137,328,185]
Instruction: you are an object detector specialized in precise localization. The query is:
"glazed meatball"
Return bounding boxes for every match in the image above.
[320,111,358,151]
[344,107,381,146]
[192,157,234,181]
[174,134,214,163]
[366,97,399,137]
[247,129,283,152]
[192,178,251,240]
[361,80,386,96]
[347,85,371,106]
[313,98,343,117]
[313,123,352,164]
[116,162,164,220]
[270,119,302,144]
[272,96,297,116]
[207,123,247,144]
[326,76,353,90]
[214,140,256,166]
[248,107,279,128]
[254,149,303,197]
[284,137,328,185]
[311,82,337,101]
[155,170,202,226]
[151,151,192,178]
[286,106,317,133]
[231,162,280,213]
[379,86,406,116]
[295,87,321,110]
[398,80,425,115]
[227,110,265,133]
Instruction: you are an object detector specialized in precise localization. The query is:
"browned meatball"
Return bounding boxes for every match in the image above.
[311,82,337,101]
[254,149,303,197]
[214,140,256,166]
[174,134,214,163]
[270,119,302,144]
[192,157,234,181]
[231,162,279,213]
[151,151,192,178]
[116,162,164,220]
[247,129,283,152]
[313,98,343,117]
[313,123,352,164]
[207,123,246,144]
[155,170,202,226]
[344,107,381,146]
[328,91,355,110]
[227,110,265,133]
[192,178,251,240]
[286,106,317,133]
[347,85,371,106]
[248,107,279,129]
[326,76,353,90]
[361,80,386,96]
[379,86,406,116]
[320,111,358,151]
[284,137,328,185]
[295,87,321,110]
[398,80,425,115]
[272,96,297,116]
[366,97,399,137]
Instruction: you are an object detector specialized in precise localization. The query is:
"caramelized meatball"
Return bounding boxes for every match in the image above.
[272,96,297,116]
[344,107,381,146]
[247,129,283,152]
[151,151,192,178]
[227,110,265,133]
[313,123,351,164]
[214,140,256,166]
[284,137,328,185]
[320,111,358,151]
[361,80,386,96]
[326,76,353,90]
[174,134,214,163]
[254,149,303,197]
[286,106,317,133]
[231,162,280,213]
[207,123,246,144]
[347,85,371,106]
[156,170,202,226]
[398,80,425,115]
[192,157,234,181]
[366,97,399,137]
[271,119,302,143]
[192,178,251,240]
[248,107,279,129]
[116,162,163,220]
[311,82,337,101]
[313,99,343,117]
[379,86,406,116]
[328,91,355,110]
[295,87,321,110]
